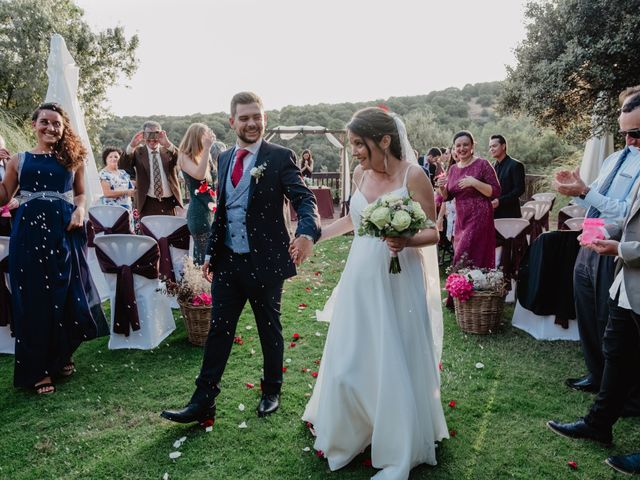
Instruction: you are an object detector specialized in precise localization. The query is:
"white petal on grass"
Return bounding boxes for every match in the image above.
[315,331,323,337]
[163,473,169,480]
[238,421,248,429]
[169,451,182,459]
[302,447,311,452]
[205,425,213,433]
[475,362,485,369]
[238,403,245,411]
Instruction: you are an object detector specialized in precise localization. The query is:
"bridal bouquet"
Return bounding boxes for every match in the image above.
[358,193,433,273]
[445,267,505,302]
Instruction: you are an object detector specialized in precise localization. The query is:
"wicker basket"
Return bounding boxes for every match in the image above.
[178,300,212,346]
[453,290,506,335]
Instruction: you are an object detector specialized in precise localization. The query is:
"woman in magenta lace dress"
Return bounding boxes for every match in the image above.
[437,130,500,268]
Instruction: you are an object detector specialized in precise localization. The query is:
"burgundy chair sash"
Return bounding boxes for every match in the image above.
[557,210,571,231]
[95,244,160,337]
[495,225,531,289]
[0,256,12,333]
[528,212,548,244]
[139,223,190,282]
[87,210,132,247]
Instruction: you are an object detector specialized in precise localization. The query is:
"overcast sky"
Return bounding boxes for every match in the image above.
[75,0,529,117]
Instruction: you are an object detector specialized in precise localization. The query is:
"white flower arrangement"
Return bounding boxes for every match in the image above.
[458,268,504,292]
[250,163,267,183]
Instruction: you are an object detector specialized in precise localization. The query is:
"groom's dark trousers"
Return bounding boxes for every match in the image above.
[191,248,284,405]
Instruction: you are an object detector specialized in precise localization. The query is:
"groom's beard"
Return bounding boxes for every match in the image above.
[237,128,264,145]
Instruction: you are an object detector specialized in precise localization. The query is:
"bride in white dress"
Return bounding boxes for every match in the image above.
[299,108,448,479]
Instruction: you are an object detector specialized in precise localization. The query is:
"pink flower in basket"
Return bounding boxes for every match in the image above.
[192,292,212,306]
[445,273,474,302]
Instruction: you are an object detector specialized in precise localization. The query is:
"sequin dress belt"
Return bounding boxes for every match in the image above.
[16,190,74,205]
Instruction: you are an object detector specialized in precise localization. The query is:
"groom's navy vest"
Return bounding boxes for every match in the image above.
[224,151,256,253]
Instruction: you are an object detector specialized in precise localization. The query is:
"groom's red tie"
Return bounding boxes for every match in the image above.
[231,149,250,187]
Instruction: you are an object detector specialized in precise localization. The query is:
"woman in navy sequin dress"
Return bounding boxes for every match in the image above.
[0,103,106,394]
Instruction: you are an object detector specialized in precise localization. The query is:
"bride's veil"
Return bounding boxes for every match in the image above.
[392,114,444,362]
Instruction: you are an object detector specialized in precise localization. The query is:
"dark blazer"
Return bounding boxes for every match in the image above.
[494,155,525,218]
[207,141,321,283]
[120,145,182,212]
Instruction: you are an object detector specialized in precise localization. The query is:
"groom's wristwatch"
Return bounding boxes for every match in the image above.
[297,234,315,243]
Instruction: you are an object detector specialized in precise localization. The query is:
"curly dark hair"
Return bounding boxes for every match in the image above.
[101,146,123,165]
[31,102,87,171]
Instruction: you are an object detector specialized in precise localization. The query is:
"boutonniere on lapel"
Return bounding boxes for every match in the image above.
[250,163,267,183]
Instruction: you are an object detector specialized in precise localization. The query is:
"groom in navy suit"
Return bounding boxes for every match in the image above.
[162,92,321,424]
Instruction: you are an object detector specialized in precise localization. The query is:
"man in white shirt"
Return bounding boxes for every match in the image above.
[120,121,182,217]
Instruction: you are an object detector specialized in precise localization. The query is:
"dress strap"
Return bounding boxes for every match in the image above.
[402,164,417,188]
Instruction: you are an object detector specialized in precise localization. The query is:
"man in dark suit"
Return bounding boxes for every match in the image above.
[161,92,321,425]
[489,134,525,218]
[548,179,640,473]
[120,121,182,217]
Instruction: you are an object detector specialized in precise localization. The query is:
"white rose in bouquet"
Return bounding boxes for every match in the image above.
[408,200,427,222]
[370,206,391,229]
[390,209,412,232]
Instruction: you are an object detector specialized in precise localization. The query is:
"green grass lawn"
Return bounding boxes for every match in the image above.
[1,235,639,479]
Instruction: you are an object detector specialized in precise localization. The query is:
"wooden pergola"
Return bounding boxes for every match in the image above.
[265,126,351,216]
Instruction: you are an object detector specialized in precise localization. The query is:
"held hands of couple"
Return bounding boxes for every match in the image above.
[553,166,587,197]
[288,236,314,266]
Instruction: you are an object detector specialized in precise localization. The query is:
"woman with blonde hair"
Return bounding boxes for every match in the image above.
[178,123,223,264]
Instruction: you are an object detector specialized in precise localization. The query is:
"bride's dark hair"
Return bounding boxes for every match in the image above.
[347,107,403,160]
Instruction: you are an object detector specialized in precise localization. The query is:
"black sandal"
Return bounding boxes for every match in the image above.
[35,382,56,395]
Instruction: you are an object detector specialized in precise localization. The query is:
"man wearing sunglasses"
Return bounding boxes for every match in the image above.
[551,90,640,398]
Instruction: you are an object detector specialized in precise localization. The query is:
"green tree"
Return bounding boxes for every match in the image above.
[0,0,138,139]
[500,0,640,139]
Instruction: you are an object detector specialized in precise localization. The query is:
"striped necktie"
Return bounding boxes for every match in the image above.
[152,150,164,198]
[586,147,630,218]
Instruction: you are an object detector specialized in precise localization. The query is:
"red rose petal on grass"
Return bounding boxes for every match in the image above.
[233,336,244,345]
[567,461,578,470]
[305,287,311,292]
[315,450,325,458]
[314,271,322,276]
[448,400,456,408]
[449,429,457,437]
[362,458,373,467]
[311,371,318,378]
[245,383,254,389]
[289,342,297,348]
[298,303,308,309]
[313,359,321,365]
[282,367,288,372]
[292,333,300,341]
[301,368,310,373]
[439,361,443,371]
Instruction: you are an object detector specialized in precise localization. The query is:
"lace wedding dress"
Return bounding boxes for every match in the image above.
[303,170,448,480]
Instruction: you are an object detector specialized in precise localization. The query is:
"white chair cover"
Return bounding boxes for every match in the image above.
[559,205,587,219]
[140,216,189,282]
[523,200,552,221]
[495,219,530,303]
[512,300,579,341]
[0,236,14,354]
[94,235,175,350]
[564,217,585,231]
[531,192,556,205]
[520,206,536,221]
[87,205,132,302]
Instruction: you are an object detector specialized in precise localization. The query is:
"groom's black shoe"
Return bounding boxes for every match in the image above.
[257,394,280,417]
[547,418,612,447]
[565,375,599,393]
[606,452,640,475]
[161,402,216,426]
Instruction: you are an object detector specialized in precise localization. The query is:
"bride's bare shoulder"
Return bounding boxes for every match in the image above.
[352,164,364,184]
